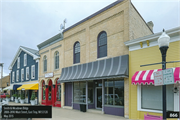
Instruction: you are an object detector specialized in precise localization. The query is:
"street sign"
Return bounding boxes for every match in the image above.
[163,68,174,85]
[154,70,163,86]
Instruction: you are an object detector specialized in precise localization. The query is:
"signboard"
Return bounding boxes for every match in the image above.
[45,73,54,78]
[163,68,174,85]
[154,70,163,86]
[166,111,179,118]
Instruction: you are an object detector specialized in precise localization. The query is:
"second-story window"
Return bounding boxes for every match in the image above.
[43,55,47,72]
[74,42,80,64]
[26,67,29,80]
[54,51,59,69]
[12,71,15,82]
[17,57,20,68]
[31,65,35,79]
[21,69,24,81]
[98,31,107,58]
[16,70,19,82]
[24,54,27,66]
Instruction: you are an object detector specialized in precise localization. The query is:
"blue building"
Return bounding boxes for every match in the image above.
[8,46,40,103]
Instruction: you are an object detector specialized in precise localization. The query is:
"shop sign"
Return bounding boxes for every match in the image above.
[45,73,54,78]
[163,68,174,85]
[154,70,163,86]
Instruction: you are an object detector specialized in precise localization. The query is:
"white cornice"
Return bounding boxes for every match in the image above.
[124,27,180,46]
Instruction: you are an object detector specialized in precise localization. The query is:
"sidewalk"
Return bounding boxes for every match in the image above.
[6,102,132,120]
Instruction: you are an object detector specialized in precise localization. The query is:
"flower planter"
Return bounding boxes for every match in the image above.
[15,98,19,103]
[6,98,10,102]
[20,99,25,104]
[30,100,36,105]
[25,98,28,103]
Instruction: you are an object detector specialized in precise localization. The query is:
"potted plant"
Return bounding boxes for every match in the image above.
[20,93,25,104]
[13,94,18,103]
[18,93,21,103]
[6,95,10,102]
[30,91,36,105]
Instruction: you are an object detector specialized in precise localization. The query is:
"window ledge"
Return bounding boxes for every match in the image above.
[54,68,59,71]
[138,108,162,113]
[97,56,108,61]
[104,105,124,108]
[73,63,80,66]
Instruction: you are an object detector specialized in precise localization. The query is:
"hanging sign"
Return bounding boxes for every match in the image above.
[163,68,174,85]
[45,73,54,78]
[154,70,163,86]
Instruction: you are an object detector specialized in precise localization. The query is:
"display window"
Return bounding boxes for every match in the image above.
[42,81,46,100]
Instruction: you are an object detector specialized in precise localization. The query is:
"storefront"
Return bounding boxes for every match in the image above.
[58,55,129,116]
[41,78,61,107]
[124,27,180,119]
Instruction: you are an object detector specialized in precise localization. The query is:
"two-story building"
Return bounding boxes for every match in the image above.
[8,46,40,103]
[38,0,153,118]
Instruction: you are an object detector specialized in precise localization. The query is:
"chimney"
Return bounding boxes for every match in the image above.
[147,21,154,32]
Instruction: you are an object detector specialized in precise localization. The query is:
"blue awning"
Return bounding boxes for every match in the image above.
[13,84,22,90]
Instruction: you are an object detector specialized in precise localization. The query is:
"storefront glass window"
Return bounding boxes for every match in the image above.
[57,85,61,101]
[88,81,94,103]
[48,86,51,100]
[42,81,45,100]
[25,91,28,98]
[73,81,86,103]
[104,80,124,106]
[141,84,174,111]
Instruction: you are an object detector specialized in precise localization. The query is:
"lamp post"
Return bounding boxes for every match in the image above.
[157,29,170,120]
[0,63,4,94]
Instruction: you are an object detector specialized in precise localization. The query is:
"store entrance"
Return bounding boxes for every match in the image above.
[96,87,102,109]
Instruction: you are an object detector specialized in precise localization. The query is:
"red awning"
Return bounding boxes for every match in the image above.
[132,67,180,85]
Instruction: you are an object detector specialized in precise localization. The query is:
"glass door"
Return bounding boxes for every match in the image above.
[96,87,102,109]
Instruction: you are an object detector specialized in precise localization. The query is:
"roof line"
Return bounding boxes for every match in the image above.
[63,0,124,33]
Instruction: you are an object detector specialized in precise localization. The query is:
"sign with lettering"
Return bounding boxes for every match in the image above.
[163,68,174,85]
[166,111,179,118]
[45,73,54,78]
[154,70,163,86]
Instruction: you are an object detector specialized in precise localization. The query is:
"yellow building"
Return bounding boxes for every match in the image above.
[37,0,153,118]
[124,27,180,119]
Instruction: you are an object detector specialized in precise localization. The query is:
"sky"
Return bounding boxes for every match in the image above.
[0,0,180,78]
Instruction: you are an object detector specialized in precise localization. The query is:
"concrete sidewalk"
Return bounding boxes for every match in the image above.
[6,102,131,120]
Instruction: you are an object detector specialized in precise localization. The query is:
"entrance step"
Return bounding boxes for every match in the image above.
[63,106,73,109]
[87,109,103,114]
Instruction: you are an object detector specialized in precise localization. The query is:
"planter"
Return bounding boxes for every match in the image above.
[30,100,36,105]
[6,98,10,102]
[11,97,14,101]
[20,99,25,104]
[15,98,19,103]
[25,98,28,103]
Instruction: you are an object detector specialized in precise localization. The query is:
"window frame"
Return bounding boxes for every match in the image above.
[97,31,107,59]
[17,57,20,69]
[54,51,59,70]
[43,56,47,72]
[16,70,19,82]
[12,71,15,82]
[73,42,80,64]
[21,68,24,81]
[26,67,29,80]
[31,65,35,79]
[24,54,27,66]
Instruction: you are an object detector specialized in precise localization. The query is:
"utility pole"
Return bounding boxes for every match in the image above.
[0,63,4,94]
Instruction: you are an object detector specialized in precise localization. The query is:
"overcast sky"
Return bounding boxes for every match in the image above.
[0,0,180,78]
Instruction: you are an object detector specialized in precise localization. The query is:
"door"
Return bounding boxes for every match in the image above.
[96,87,102,109]
[65,82,72,106]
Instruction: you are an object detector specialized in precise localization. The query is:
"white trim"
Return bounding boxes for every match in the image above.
[16,70,19,82]
[17,57,20,69]
[137,85,162,113]
[26,67,29,80]
[31,65,35,79]
[174,85,179,112]
[21,68,24,81]
[24,54,27,66]
[12,71,15,82]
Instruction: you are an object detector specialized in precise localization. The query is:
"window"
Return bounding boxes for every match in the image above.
[88,81,94,103]
[42,81,46,100]
[26,67,29,80]
[16,70,19,82]
[54,51,59,69]
[17,57,20,68]
[12,72,15,82]
[31,65,35,79]
[74,42,80,64]
[98,31,107,58]
[56,84,61,101]
[24,54,27,66]
[21,69,24,81]
[43,56,47,72]
[104,80,124,106]
[140,85,174,111]
[73,81,86,103]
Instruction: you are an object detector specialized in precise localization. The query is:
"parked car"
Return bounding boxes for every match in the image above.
[0,93,9,98]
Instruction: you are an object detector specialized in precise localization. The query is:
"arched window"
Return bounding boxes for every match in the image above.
[74,42,80,64]
[43,56,47,72]
[54,51,59,69]
[98,31,107,58]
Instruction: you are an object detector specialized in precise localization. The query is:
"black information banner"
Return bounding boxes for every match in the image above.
[166,111,179,118]
[2,106,52,118]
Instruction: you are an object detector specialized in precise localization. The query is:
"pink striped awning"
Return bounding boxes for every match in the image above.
[132,67,180,85]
